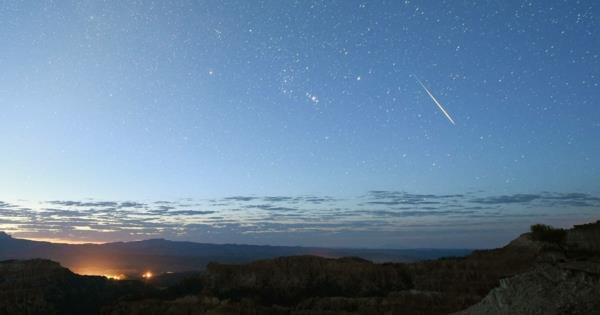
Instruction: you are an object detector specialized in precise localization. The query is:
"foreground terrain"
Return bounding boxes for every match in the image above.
[1,221,599,315]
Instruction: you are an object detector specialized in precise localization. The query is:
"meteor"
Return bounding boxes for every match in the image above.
[414,76,456,125]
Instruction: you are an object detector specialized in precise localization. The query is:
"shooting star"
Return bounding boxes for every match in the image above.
[414,75,456,125]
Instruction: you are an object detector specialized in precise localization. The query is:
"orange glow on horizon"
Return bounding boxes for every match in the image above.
[75,269,128,280]
[142,271,154,279]
[103,274,126,280]
[18,236,107,245]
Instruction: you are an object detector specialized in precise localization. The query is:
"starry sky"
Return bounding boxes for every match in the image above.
[1,1,599,248]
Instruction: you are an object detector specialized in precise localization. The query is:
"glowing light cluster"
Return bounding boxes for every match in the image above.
[104,274,125,280]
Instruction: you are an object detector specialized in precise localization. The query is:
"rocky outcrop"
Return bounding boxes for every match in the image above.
[451,261,600,315]
[202,255,413,305]
[566,221,600,252]
[451,221,600,315]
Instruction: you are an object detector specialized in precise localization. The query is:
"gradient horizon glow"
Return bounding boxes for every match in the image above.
[1,1,599,248]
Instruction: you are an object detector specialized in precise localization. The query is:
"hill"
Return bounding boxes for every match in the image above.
[0,259,154,315]
[0,232,470,276]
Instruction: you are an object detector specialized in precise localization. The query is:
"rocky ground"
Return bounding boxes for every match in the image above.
[452,262,600,315]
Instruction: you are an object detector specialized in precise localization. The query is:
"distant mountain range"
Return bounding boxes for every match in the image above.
[0,232,471,275]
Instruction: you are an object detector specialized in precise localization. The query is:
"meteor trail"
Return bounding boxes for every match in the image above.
[414,76,456,125]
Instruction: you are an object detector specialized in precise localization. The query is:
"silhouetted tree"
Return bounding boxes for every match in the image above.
[530,224,566,244]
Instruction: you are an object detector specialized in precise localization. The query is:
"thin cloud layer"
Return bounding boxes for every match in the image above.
[471,194,540,204]
[470,192,600,207]
[1,190,599,248]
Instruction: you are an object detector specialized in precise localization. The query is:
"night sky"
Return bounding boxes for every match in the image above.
[1,1,599,248]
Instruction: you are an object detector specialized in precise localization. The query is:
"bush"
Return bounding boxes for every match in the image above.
[530,224,566,244]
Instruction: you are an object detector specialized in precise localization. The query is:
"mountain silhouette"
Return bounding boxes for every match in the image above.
[0,233,470,276]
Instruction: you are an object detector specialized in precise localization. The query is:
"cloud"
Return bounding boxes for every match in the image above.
[543,192,600,201]
[41,208,90,217]
[224,196,258,202]
[260,196,338,205]
[0,201,15,208]
[366,200,440,205]
[263,196,294,202]
[538,192,600,207]
[47,200,147,209]
[366,209,476,217]
[222,195,336,205]
[368,191,463,199]
[299,196,337,204]
[364,191,461,206]
[4,190,599,245]
[118,201,145,208]
[245,204,299,212]
[168,210,216,216]
[48,200,119,207]
[469,192,600,207]
[470,194,540,204]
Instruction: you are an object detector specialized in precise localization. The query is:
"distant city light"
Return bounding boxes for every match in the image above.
[142,271,153,279]
[104,274,125,280]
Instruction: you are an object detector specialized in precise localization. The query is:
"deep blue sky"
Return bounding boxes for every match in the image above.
[1,1,599,247]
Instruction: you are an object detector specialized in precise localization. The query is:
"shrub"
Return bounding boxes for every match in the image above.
[530,224,566,244]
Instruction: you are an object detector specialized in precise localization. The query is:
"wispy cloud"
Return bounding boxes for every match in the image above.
[244,204,300,212]
[0,201,16,208]
[470,194,540,204]
[2,191,598,247]
[224,196,258,202]
[48,200,119,207]
[469,192,600,207]
[168,210,216,216]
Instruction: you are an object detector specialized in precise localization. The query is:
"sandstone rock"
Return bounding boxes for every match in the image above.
[452,263,600,315]
[566,221,600,252]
